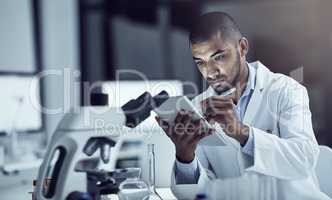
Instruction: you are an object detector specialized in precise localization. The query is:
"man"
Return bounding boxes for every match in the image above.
[156,12,330,199]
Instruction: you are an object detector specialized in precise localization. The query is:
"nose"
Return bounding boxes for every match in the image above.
[206,66,220,81]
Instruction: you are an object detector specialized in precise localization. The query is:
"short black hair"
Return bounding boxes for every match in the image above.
[189,12,242,45]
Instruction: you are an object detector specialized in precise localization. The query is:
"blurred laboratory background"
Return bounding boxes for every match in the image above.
[1,0,332,199]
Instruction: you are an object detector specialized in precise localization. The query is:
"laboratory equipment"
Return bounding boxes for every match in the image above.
[143,144,162,200]
[0,75,41,133]
[118,168,150,200]
[102,80,183,129]
[0,75,42,164]
[102,80,182,187]
[34,91,169,200]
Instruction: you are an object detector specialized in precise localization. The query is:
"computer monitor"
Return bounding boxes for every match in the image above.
[0,75,42,133]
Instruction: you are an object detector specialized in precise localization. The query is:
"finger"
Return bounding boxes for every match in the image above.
[155,117,169,129]
[155,116,166,129]
[173,122,185,138]
[176,118,199,142]
[201,101,211,115]
[203,108,214,119]
[196,120,207,136]
[214,95,237,105]
[174,119,194,139]
[174,109,187,124]
[204,96,235,105]
[190,119,202,138]
[192,118,201,129]
[201,120,216,134]
[203,99,234,110]
[181,123,200,143]
[180,111,192,125]
[206,117,216,125]
[185,119,199,135]
[205,114,226,126]
[207,101,234,108]
[201,95,233,106]
[210,95,234,101]
[201,100,233,117]
[200,99,209,111]
[182,112,198,135]
[204,109,232,119]
[203,104,234,118]
[174,111,191,136]
[155,116,164,126]
[188,127,214,144]
[184,121,212,145]
[155,117,173,137]
[199,127,214,138]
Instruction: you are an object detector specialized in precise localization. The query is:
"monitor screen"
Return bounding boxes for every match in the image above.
[0,75,42,133]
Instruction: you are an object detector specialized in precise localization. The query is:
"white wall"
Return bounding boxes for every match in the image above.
[0,0,35,73]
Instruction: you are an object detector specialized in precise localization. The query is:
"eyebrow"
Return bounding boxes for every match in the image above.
[193,49,226,60]
[210,49,225,58]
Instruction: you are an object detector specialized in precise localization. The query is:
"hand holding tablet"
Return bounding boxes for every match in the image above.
[154,88,236,146]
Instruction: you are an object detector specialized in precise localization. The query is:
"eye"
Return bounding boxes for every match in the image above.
[214,54,225,61]
[195,60,204,66]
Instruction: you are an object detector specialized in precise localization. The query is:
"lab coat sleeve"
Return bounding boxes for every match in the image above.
[241,127,254,156]
[246,83,319,180]
[174,157,199,184]
[170,145,216,199]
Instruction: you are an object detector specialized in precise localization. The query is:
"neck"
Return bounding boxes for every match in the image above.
[234,61,249,103]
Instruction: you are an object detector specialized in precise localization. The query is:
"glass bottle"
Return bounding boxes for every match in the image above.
[143,144,162,200]
[118,168,149,200]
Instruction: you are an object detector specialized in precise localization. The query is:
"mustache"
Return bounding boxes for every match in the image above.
[207,75,227,83]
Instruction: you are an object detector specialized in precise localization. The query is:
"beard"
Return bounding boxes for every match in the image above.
[230,51,241,87]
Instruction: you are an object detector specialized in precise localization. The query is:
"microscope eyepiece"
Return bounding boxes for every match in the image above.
[121,90,169,128]
[151,90,169,108]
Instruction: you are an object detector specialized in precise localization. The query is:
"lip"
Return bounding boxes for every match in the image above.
[211,82,225,91]
[212,82,222,87]
[209,79,225,85]
[209,79,232,93]
[209,80,225,87]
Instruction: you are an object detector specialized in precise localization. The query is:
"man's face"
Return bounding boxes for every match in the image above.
[191,36,241,94]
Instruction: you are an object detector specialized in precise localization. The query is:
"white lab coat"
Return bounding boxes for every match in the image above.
[170,61,330,200]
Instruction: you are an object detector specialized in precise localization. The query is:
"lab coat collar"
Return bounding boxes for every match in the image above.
[250,60,269,91]
[242,62,257,98]
[243,61,271,124]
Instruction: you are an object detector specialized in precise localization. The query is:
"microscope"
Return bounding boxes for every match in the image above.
[34,91,169,200]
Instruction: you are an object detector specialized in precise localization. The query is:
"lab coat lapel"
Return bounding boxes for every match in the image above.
[243,62,268,125]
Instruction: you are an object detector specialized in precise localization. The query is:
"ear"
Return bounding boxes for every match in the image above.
[239,37,249,59]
